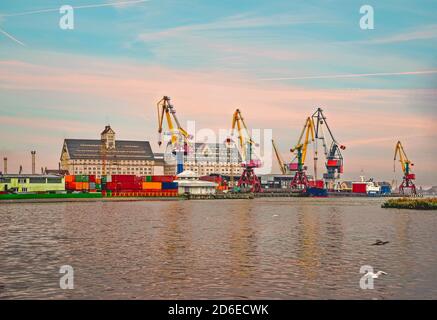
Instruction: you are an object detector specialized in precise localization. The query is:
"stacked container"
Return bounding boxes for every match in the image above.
[65,175,99,192]
[140,175,178,196]
[65,174,179,197]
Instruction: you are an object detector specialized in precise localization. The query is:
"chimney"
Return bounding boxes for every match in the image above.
[3,157,7,174]
[41,167,44,174]
[19,165,23,174]
[58,162,61,170]
[31,151,36,174]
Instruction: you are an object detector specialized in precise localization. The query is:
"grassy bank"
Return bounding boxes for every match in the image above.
[0,192,103,200]
[382,197,437,210]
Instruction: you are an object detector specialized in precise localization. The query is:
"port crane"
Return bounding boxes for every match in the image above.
[311,108,345,189]
[272,139,288,175]
[290,117,315,190]
[227,109,262,192]
[156,96,191,174]
[394,141,416,195]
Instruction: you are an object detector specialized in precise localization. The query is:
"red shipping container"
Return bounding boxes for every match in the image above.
[352,183,367,193]
[151,175,175,183]
[66,182,76,190]
[106,182,117,190]
[89,175,96,183]
[112,175,136,183]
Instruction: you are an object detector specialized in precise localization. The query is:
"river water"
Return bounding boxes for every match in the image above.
[0,198,436,299]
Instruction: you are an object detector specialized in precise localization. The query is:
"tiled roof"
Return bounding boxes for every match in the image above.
[63,139,154,161]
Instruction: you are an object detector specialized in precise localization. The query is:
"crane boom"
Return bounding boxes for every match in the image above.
[272,139,287,175]
[157,96,189,147]
[291,117,315,168]
[231,109,255,162]
[394,141,410,174]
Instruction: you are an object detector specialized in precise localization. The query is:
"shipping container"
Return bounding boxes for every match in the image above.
[151,175,175,183]
[162,182,178,190]
[352,182,367,193]
[145,176,152,182]
[101,175,112,183]
[77,175,89,182]
[89,175,96,183]
[142,182,162,190]
[65,175,75,183]
[111,175,136,182]
[105,182,116,190]
[380,185,391,194]
[65,181,76,190]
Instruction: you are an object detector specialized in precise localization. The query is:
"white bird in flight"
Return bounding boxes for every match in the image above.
[366,270,388,279]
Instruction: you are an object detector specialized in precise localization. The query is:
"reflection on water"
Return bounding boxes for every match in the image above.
[0,198,436,299]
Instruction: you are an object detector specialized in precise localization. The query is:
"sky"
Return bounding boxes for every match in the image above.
[0,0,436,186]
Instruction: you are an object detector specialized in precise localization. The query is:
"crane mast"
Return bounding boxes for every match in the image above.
[156,96,190,174]
[228,109,262,192]
[394,141,416,195]
[290,117,315,190]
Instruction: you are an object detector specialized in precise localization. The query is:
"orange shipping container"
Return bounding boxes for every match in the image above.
[142,182,162,190]
[65,175,75,183]
[82,182,89,190]
[75,182,83,190]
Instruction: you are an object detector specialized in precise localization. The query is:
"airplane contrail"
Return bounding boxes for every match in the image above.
[0,27,25,46]
[259,70,437,81]
[0,0,149,17]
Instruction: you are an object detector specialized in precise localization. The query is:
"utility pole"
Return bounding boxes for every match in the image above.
[31,151,36,174]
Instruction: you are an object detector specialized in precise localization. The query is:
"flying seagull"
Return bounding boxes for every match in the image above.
[372,240,390,246]
[366,270,387,279]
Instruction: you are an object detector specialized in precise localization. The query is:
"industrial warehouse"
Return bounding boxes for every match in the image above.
[0,96,420,200]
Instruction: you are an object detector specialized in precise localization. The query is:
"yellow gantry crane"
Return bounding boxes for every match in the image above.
[228,108,261,192]
[156,96,190,174]
[394,141,416,194]
[289,117,315,189]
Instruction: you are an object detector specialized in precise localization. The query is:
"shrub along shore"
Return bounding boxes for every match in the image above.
[382,197,437,210]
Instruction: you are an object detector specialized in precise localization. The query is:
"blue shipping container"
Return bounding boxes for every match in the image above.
[380,185,391,194]
[162,182,178,190]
